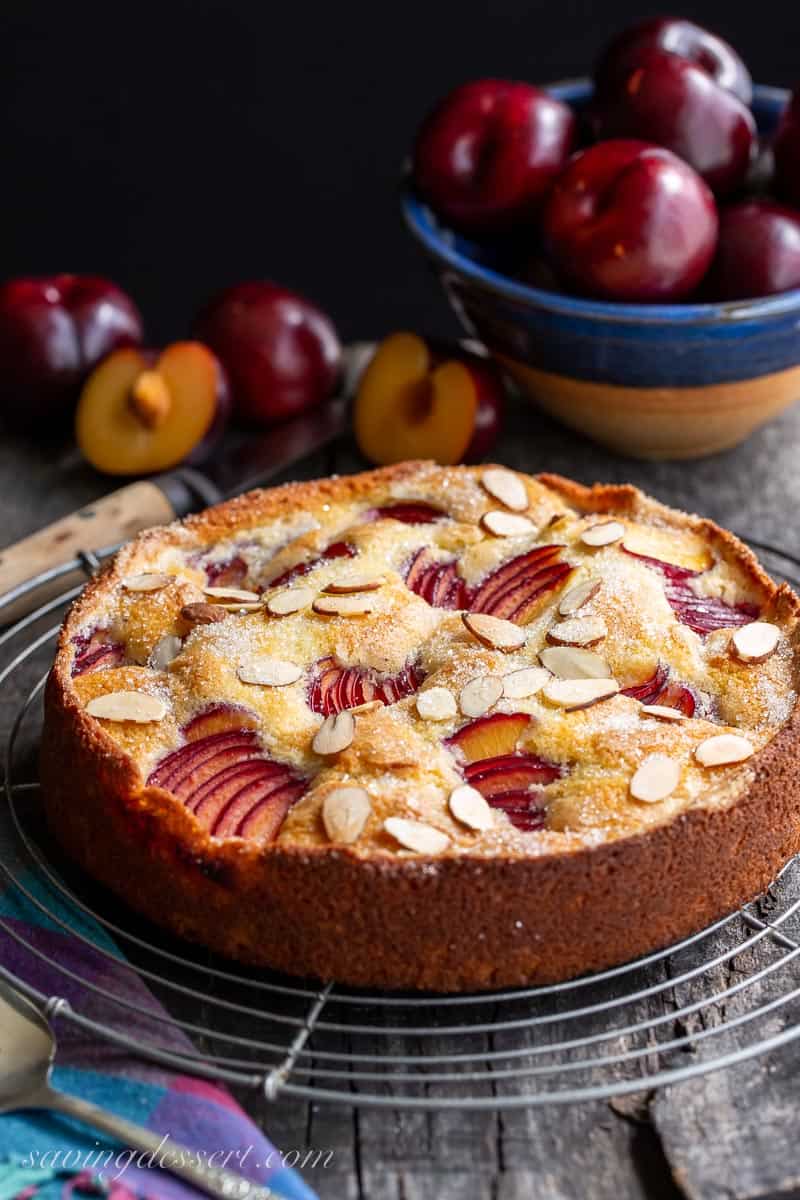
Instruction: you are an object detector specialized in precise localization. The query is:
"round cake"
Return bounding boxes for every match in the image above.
[42,461,800,991]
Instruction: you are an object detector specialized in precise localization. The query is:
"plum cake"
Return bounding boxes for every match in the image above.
[42,462,800,991]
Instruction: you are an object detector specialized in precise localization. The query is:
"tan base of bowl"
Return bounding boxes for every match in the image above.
[499,357,800,460]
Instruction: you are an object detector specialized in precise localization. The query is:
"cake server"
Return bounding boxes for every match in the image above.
[0,341,375,624]
[0,975,277,1198]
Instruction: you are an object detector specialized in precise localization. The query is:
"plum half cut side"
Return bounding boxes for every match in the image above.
[621,663,698,716]
[71,629,125,677]
[363,501,448,525]
[624,548,759,635]
[267,540,356,588]
[308,656,423,716]
[404,548,469,609]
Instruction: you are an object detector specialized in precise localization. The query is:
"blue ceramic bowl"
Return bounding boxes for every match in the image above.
[402,79,799,459]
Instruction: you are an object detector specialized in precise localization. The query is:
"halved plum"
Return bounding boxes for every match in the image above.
[72,629,125,676]
[624,548,758,635]
[621,662,698,716]
[447,714,564,832]
[446,711,531,763]
[363,502,448,525]
[147,705,307,840]
[404,548,469,609]
[308,656,423,716]
[268,540,356,588]
[470,545,573,623]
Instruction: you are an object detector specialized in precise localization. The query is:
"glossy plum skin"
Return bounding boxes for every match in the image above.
[194,281,341,427]
[703,200,800,300]
[542,140,719,303]
[0,275,143,433]
[412,78,576,236]
[596,16,753,106]
[775,88,800,209]
[592,48,755,196]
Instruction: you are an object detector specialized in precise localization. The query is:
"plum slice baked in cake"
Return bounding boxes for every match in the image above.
[42,462,800,991]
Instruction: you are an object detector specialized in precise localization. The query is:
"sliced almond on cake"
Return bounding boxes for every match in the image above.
[86,691,167,723]
[416,686,457,721]
[459,674,503,718]
[547,616,607,647]
[322,575,385,595]
[204,586,260,603]
[695,733,754,767]
[322,786,372,843]
[462,612,526,652]
[558,577,602,616]
[312,710,355,755]
[481,468,529,512]
[731,621,780,664]
[640,703,686,722]
[630,753,681,803]
[581,521,624,548]
[448,783,494,831]
[181,602,228,626]
[384,816,450,854]
[480,510,536,538]
[502,666,549,700]
[150,634,182,670]
[312,593,377,617]
[122,572,174,592]
[542,677,619,711]
[265,586,314,616]
[237,657,303,687]
[538,646,612,679]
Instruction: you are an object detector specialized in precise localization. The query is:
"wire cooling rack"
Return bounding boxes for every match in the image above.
[2,539,800,1111]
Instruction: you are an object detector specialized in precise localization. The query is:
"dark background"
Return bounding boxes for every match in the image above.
[1,0,797,346]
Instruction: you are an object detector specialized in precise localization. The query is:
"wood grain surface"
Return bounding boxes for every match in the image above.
[3,391,800,1200]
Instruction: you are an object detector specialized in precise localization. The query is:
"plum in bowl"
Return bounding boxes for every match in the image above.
[402,79,800,460]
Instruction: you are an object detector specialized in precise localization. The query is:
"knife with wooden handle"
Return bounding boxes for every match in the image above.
[0,342,373,625]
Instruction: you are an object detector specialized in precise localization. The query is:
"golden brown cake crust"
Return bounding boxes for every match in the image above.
[41,462,800,991]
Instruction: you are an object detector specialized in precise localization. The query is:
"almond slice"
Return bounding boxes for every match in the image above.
[347,699,384,715]
[462,612,526,652]
[322,786,372,843]
[322,575,385,595]
[459,674,503,718]
[480,510,536,538]
[502,666,549,700]
[237,657,302,687]
[150,634,182,670]
[731,621,780,664]
[448,783,494,831]
[312,710,355,755]
[383,817,451,854]
[630,753,681,803]
[86,691,167,723]
[547,616,607,647]
[481,467,529,512]
[265,586,314,617]
[416,686,457,721]
[312,593,376,617]
[122,572,174,593]
[542,677,619,711]
[181,602,228,626]
[558,577,602,616]
[695,733,754,767]
[581,521,625,548]
[640,703,686,722]
[538,646,612,679]
[204,586,260,603]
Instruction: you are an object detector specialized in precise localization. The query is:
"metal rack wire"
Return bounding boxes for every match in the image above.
[2,539,800,1110]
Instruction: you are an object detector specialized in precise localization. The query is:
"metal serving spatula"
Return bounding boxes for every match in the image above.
[0,976,276,1199]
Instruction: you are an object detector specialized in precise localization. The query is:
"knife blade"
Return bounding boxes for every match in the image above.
[0,341,375,624]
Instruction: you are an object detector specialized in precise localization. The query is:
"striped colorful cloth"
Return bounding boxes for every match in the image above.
[0,866,316,1200]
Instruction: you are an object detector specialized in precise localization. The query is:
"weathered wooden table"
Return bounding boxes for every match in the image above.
[3,389,800,1200]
